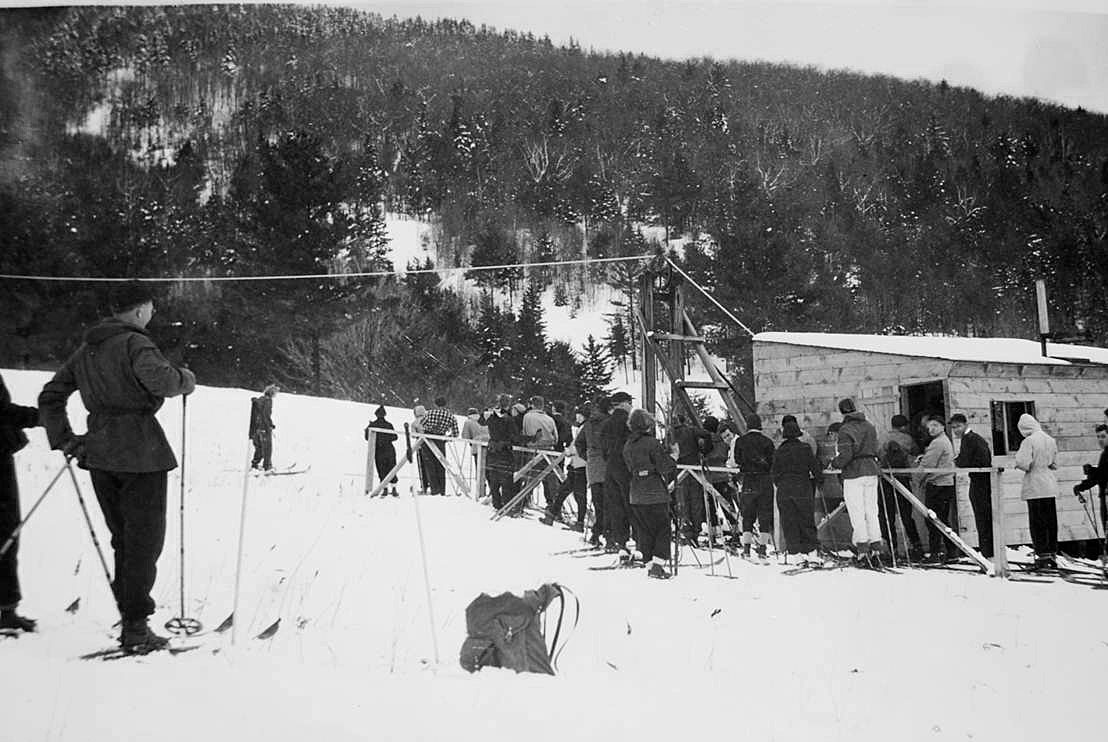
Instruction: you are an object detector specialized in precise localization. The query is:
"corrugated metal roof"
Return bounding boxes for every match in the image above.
[754,332,1108,366]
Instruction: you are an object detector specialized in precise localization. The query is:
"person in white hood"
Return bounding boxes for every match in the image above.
[1013,413,1059,568]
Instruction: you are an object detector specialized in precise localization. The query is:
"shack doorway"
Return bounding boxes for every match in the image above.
[900,380,947,452]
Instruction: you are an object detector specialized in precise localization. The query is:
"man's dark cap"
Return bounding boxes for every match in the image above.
[109,282,157,314]
[609,391,632,404]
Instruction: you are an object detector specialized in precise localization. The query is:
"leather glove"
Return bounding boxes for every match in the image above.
[62,435,86,461]
[1073,484,1086,504]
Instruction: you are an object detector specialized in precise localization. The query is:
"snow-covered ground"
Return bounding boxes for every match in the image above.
[1,369,1102,741]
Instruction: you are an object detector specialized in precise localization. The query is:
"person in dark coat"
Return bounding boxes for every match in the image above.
[543,405,589,530]
[600,391,634,557]
[672,414,711,542]
[0,373,40,632]
[772,419,823,564]
[623,409,678,578]
[367,406,399,497]
[38,283,195,652]
[877,414,922,559]
[734,413,776,559]
[485,395,522,513]
[1074,424,1108,544]
[249,384,278,471]
[950,413,994,558]
[580,396,610,546]
[701,416,737,545]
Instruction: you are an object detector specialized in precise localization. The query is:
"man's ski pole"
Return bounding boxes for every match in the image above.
[65,459,115,601]
[0,462,67,559]
[166,395,202,635]
[230,441,253,645]
[407,423,440,665]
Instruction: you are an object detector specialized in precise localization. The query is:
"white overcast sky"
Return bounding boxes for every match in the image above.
[350,0,1108,113]
[6,1,1107,113]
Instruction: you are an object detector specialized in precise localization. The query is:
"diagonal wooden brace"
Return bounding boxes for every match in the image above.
[512,452,547,482]
[367,438,423,498]
[816,501,847,532]
[881,472,994,575]
[687,469,738,520]
[492,453,566,521]
[421,435,472,496]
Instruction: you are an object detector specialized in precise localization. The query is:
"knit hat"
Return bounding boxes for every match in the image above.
[609,391,632,405]
[628,408,655,434]
[838,398,857,415]
[374,406,387,418]
[782,420,803,439]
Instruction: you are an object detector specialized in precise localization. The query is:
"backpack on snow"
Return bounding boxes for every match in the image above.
[459,583,578,675]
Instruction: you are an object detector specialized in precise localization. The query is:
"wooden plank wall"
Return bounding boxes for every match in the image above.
[948,362,1108,544]
[753,341,954,436]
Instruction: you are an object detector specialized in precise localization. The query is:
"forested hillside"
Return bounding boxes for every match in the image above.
[1,5,1106,405]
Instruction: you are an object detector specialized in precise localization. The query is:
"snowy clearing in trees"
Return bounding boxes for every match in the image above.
[0,369,1100,741]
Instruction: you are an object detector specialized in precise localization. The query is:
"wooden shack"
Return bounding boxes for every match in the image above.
[752,332,1108,546]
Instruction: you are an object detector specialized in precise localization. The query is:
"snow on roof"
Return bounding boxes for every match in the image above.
[754,332,1108,367]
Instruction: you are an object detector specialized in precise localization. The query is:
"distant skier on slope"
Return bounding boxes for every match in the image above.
[249,384,278,471]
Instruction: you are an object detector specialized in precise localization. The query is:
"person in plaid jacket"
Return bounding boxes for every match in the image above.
[421,397,458,495]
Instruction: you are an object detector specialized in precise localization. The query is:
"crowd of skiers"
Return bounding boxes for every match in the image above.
[376,388,1108,579]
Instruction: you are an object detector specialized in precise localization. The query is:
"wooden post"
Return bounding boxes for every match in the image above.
[475,445,487,501]
[640,271,656,416]
[990,468,1009,578]
[365,430,377,495]
[671,282,685,415]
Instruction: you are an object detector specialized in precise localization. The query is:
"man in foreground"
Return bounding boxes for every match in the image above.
[39,283,195,652]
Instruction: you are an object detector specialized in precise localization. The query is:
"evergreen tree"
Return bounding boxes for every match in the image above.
[605,314,631,382]
[541,340,583,404]
[578,334,613,401]
[466,221,520,293]
[514,279,549,393]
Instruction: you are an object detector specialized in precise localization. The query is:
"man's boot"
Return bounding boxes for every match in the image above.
[120,619,170,654]
[0,607,36,632]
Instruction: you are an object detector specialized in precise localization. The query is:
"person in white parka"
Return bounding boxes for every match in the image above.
[1013,413,1060,569]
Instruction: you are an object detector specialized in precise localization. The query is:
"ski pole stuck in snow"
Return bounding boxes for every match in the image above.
[231,442,253,646]
[407,457,440,666]
[166,395,203,636]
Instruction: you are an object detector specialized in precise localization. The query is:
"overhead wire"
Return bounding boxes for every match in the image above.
[0,254,653,283]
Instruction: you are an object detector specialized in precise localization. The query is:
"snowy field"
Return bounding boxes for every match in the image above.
[1,369,1102,742]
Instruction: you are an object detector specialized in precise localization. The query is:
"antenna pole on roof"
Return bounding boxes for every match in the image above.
[1035,279,1050,358]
